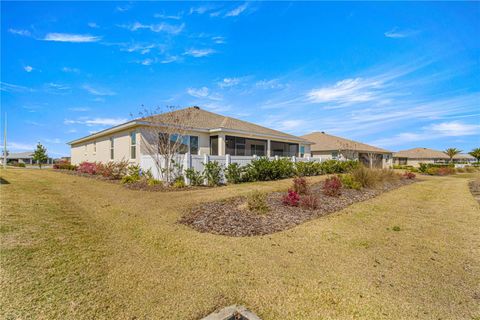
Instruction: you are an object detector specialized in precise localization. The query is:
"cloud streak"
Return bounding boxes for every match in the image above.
[43,33,101,42]
[82,85,116,96]
[184,48,215,57]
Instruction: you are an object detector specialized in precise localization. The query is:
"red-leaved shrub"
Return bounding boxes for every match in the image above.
[437,167,455,176]
[300,194,319,210]
[282,189,300,206]
[402,172,416,179]
[53,160,76,170]
[77,161,98,175]
[292,177,309,195]
[323,176,342,197]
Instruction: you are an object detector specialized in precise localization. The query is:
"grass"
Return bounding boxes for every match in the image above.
[1,169,479,319]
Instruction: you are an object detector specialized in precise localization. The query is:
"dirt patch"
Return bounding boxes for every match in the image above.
[180,179,416,237]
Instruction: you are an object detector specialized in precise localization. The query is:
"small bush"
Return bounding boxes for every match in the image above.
[9,162,26,167]
[246,191,269,214]
[340,174,362,190]
[225,163,243,184]
[282,189,300,206]
[172,178,186,188]
[292,177,309,195]
[426,166,455,176]
[456,167,465,173]
[402,171,416,179]
[203,161,222,186]
[465,166,475,173]
[300,194,319,210]
[53,160,76,170]
[295,161,320,177]
[377,169,400,183]
[121,175,140,184]
[323,176,342,197]
[351,166,378,188]
[392,226,401,232]
[185,168,204,186]
[147,178,161,186]
[77,161,98,175]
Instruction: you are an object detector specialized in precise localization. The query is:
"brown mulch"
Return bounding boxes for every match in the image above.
[179,179,416,237]
[469,179,480,204]
[54,169,121,184]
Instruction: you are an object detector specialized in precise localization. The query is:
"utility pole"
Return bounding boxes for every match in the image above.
[3,113,6,169]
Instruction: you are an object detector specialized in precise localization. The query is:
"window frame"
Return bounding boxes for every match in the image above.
[110,137,114,160]
[130,132,136,159]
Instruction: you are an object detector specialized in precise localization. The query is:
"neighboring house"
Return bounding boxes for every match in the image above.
[300,131,393,168]
[68,106,313,165]
[1,151,52,165]
[393,148,448,167]
[453,153,476,163]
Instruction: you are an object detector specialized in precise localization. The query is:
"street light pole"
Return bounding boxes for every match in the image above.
[3,113,6,169]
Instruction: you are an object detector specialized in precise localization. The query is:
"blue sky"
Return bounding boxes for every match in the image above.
[2,1,479,157]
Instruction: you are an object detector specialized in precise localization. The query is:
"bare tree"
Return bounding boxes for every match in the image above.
[337,141,357,160]
[137,106,195,184]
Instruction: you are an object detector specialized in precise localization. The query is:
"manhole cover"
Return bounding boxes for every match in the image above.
[201,305,261,320]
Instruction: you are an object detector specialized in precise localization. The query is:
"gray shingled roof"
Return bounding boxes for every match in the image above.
[6,152,33,159]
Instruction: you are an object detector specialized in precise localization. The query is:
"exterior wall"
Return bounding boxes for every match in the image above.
[393,158,440,168]
[71,128,140,165]
[311,151,335,160]
[312,150,393,168]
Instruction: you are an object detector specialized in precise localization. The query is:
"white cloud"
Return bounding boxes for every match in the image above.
[256,79,285,89]
[218,77,241,88]
[184,48,216,57]
[308,78,383,104]
[187,87,222,101]
[140,58,154,66]
[24,65,33,72]
[46,83,70,91]
[161,55,179,64]
[225,3,249,17]
[384,28,417,38]
[1,82,33,93]
[88,22,99,28]
[187,87,210,98]
[277,119,306,131]
[8,28,31,36]
[116,4,132,12]
[189,6,210,15]
[121,43,156,54]
[82,85,116,96]
[212,36,226,44]
[68,107,90,112]
[62,67,80,73]
[43,33,101,43]
[428,121,480,136]
[120,22,184,35]
[154,12,183,20]
[64,118,127,127]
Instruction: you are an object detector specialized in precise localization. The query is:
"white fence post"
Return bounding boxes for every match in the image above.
[203,154,209,186]
[275,155,279,161]
[226,154,231,166]
[184,152,191,185]
[292,155,296,163]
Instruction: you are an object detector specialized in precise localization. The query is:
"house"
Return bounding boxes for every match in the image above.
[300,131,393,168]
[0,151,52,165]
[68,106,313,165]
[394,148,476,167]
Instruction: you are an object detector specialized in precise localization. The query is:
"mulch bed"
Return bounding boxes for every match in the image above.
[179,179,416,237]
[469,179,480,204]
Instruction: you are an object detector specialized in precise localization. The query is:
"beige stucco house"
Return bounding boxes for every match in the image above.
[68,107,313,165]
[394,148,475,167]
[300,131,393,168]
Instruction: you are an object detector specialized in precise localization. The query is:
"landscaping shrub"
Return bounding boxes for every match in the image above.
[320,160,359,174]
[377,169,400,183]
[292,177,309,195]
[246,190,269,214]
[340,174,362,190]
[185,168,204,186]
[9,162,26,167]
[351,166,378,188]
[147,178,161,186]
[295,161,320,177]
[465,166,475,173]
[419,163,454,173]
[425,166,455,176]
[53,160,76,170]
[121,175,139,184]
[244,157,295,181]
[456,167,465,173]
[282,189,300,206]
[323,176,342,197]
[172,177,186,188]
[203,161,222,186]
[402,172,416,179]
[77,161,98,175]
[300,194,319,210]
[224,163,243,184]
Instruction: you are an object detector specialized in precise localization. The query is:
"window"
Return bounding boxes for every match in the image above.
[332,152,338,160]
[270,141,299,157]
[189,136,199,154]
[93,141,96,154]
[210,136,219,155]
[130,132,136,159]
[300,145,305,157]
[225,136,267,156]
[110,137,114,160]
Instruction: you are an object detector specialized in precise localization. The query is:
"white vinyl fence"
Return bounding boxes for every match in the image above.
[140,154,327,183]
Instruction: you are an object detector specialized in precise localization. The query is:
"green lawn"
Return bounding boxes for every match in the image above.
[1,169,479,319]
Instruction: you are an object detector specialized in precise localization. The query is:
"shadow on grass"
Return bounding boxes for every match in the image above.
[0,177,10,184]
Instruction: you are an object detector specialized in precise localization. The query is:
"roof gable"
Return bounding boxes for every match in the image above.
[300,132,390,153]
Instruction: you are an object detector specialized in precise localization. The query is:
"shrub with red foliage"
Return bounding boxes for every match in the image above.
[323,176,342,197]
[53,160,76,170]
[282,189,300,206]
[437,167,455,176]
[292,177,309,195]
[300,194,319,210]
[402,171,416,179]
[77,161,98,175]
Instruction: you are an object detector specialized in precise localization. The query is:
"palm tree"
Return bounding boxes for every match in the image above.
[469,147,480,163]
[444,148,462,163]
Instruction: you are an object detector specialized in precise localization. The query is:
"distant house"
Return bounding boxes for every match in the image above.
[1,151,53,165]
[68,107,313,165]
[300,131,393,168]
[393,148,474,167]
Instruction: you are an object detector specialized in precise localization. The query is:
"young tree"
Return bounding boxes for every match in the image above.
[137,106,195,184]
[444,147,461,163]
[32,142,48,168]
[469,148,480,163]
